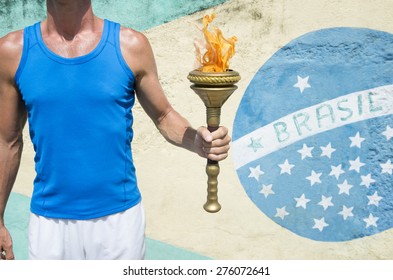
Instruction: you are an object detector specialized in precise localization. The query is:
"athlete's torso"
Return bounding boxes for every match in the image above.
[15,19,141,219]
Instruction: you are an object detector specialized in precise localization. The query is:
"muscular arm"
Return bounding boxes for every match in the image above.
[120,28,230,160]
[0,30,27,260]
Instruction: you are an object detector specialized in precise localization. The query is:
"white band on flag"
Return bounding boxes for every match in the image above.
[233,84,393,169]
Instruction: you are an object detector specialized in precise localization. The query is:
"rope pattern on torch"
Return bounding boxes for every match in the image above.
[187,74,241,85]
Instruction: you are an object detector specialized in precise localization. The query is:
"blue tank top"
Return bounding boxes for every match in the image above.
[15,20,141,219]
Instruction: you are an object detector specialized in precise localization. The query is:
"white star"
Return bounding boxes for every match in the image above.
[338,205,354,220]
[275,206,289,220]
[382,125,393,141]
[367,191,383,207]
[320,143,336,159]
[318,195,334,210]
[259,184,275,198]
[337,179,354,195]
[329,164,345,180]
[248,165,264,181]
[293,75,311,93]
[349,157,365,173]
[363,213,379,228]
[298,144,314,160]
[380,159,393,174]
[312,217,329,232]
[278,159,295,175]
[360,173,376,188]
[349,132,365,148]
[306,170,322,186]
[294,194,311,209]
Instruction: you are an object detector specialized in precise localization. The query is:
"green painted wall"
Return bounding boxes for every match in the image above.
[0,0,46,34]
[0,0,227,36]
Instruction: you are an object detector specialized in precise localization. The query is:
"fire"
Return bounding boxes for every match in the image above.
[194,13,237,72]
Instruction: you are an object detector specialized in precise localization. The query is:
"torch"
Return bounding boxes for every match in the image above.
[187,14,240,213]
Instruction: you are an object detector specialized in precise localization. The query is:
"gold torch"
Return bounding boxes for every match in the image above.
[188,14,240,213]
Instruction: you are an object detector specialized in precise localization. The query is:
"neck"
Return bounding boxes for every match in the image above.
[46,0,95,39]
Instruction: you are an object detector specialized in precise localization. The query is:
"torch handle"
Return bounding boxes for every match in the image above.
[188,70,240,213]
[203,124,221,213]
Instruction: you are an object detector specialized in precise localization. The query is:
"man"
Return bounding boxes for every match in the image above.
[0,0,231,260]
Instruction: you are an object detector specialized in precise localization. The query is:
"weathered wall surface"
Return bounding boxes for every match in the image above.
[0,0,46,33]
[3,0,393,259]
[0,0,227,35]
[135,0,393,259]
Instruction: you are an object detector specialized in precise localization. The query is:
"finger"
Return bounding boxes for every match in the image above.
[1,247,15,260]
[206,152,229,162]
[4,248,15,260]
[197,126,213,143]
[206,136,231,149]
[203,145,230,156]
[210,126,229,141]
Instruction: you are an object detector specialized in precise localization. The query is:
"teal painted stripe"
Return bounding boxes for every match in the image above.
[4,192,30,260]
[0,0,228,36]
[94,0,228,31]
[6,192,210,260]
[145,238,211,260]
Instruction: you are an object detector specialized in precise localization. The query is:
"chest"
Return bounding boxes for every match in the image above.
[42,33,102,58]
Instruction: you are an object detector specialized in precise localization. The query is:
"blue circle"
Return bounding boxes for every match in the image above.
[233,28,393,241]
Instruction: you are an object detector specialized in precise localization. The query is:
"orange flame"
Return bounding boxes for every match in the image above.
[194,13,237,72]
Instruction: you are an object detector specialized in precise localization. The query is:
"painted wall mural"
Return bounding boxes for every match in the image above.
[3,0,393,260]
[0,0,228,36]
[232,28,393,241]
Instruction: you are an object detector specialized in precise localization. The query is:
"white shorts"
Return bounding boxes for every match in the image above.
[28,202,145,260]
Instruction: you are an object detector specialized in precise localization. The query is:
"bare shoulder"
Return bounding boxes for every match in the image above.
[119,26,156,77]
[0,30,23,57]
[0,30,24,78]
[119,26,151,53]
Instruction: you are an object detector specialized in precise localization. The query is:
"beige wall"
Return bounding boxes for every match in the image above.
[14,0,393,259]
